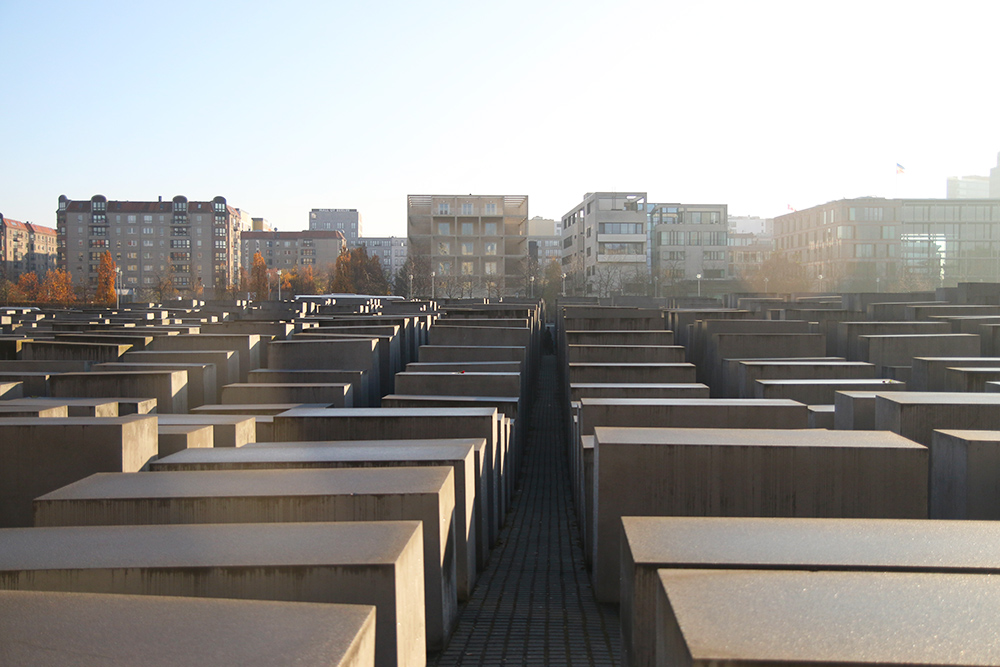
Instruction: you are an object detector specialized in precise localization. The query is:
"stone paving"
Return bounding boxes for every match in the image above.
[431,354,621,666]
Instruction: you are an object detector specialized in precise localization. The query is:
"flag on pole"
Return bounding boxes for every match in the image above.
[896,163,906,174]
[787,204,796,212]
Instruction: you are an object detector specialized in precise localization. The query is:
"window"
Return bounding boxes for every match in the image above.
[598,223,643,235]
[663,251,685,261]
[461,222,474,235]
[704,251,726,261]
[214,252,227,261]
[599,242,643,255]
[143,240,154,247]
[171,227,188,236]
[461,203,473,215]
[485,261,498,275]
[437,222,450,235]
[214,240,226,249]
[214,227,226,237]
[484,203,497,215]
[437,260,451,274]
[91,226,108,236]
[461,242,474,256]
[437,241,450,255]
[484,241,497,256]
[483,222,497,235]
[461,261,474,275]
[171,239,191,248]
[688,232,701,245]
[437,203,450,215]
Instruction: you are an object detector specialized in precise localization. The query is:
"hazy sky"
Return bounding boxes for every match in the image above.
[3,1,999,236]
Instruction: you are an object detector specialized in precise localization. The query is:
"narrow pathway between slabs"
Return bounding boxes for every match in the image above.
[431,353,621,667]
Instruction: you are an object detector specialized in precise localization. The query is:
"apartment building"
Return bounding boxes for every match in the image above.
[1,215,58,278]
[407,194,528,297]
[241,230,345,272]
[774,196,1000,289]
[57,195,247,297]
[527,217,562,272]
[309,208,361,245]
[650,202,729,283]
[355,236,407,279]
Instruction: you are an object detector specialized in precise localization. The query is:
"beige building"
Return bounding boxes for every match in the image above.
[561,192,648,297]
[241,230,345,273]
[527,216,562,274]
[57,195,246,298]
[774,196,1000,290]
[355,236,407,280]
[1,216,58,279]
[407,194,528,298]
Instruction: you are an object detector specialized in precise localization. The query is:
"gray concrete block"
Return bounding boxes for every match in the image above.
[96,361,217,407]
[221,382,353,407]
[0,416,158,527]
[50,370,188,414]
[157,424,214,458]
[155,414,257,448]
[875,391,1000,447]
[735,360,875,399]
[35,467,457,653]
[568,363,697,385]
[566,345,686,364]
[569,383,710,401]
[5,397,120,417]
[943,366,1000,392]
[930,429,1000,520]
[862,333,980,372]
[151,438,482,599]
[0,521,424,667]
[0,380,22,399]
[656,568,1000,666]
[394,372,520,399]
[148,333,260,383]
[622,516,1000,667]
[593,427,927,603]
[579,398,809,435]
[0,589,377,667]
[753,378,904,404]
[124,349,238,399]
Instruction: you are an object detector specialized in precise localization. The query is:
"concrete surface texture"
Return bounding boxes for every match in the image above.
[591,427,928,603]
[34,467,458,653]
[0,521,425,667]
[621,515,1000,667]
[657,569,1000,666]
[930,429,1000,520]
[0,589,377,667]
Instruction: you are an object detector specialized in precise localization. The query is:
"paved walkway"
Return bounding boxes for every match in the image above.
[431,354,621,666]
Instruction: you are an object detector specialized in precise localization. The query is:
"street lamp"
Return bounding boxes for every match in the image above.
[431,271,436,300]
[530,275,535,298]
[818,273,824,292]
[561,272,566,296]
[764,276,769,293]
[115,266,122,309]
[277,269,282,301]
[408,273,413,300]
[696,273,702,297]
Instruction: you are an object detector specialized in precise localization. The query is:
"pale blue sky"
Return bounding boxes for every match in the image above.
[2,0,999,236]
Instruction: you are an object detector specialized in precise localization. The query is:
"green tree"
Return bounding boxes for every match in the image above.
[250,251,269,301]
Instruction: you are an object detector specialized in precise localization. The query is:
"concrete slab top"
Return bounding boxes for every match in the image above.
[0,520,421,569]
[7,397,120,407]
[38,467,455,501]
[755,378,901,386]
[595,427,925,450]
[156,414,258,425]
[276,407,498,418]
[738,360,870,367]
[155,440,482,465]
[0,589,375,666]
[568,363,694,368]
[877,391,1000,405]
[659,569,1000,664]
[395,372,520,378]
[570,383,707,389]
[580,398,803,407]
[625,516,1000,570]
[0,415,154,427]
[934,429,1000,444]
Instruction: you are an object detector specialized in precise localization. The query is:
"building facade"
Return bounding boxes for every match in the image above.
[560,193,728,296]
[0,215,58,279]
[241,230,345,273]
[947,175,991,199]
[407,194,528,298]
[527,217,562,273]
[309,209,361,245]
[774,197,1000,290]
[561,192,647,296]
[57,195,245,297]
[355,236,407,280]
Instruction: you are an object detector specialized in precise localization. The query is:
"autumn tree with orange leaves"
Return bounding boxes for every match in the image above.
[96,251,117,305]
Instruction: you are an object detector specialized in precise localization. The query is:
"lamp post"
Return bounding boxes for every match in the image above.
[431,271,436,300]
[530,275,534,298]
[277,269,282,301]
[408,273,413,300]
[818,273,824,292]
[561,272,566,296]
[696,273,702,297]
[764,276,769,293]
[115,266,122,309]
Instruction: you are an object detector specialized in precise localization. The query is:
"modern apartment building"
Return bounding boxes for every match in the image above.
[774,196,1000,289]
[309,208,361,245]
[407,194,528,298]
[0,215,58,279]
[355,236,407,279]
[560,192,728,296]
[241,229,345,273]
[527,217,562,272]
[57,195,247,297]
